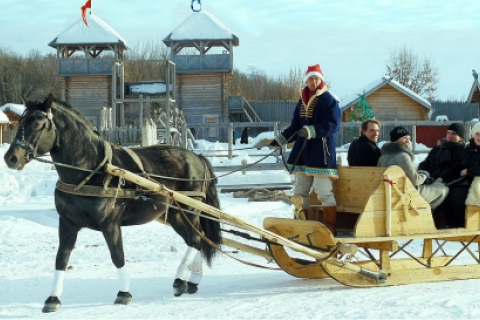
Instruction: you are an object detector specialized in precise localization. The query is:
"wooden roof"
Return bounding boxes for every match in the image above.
[49,13,129,49]
[339,76,432,112]
[163,11,239,47]
[467,69,480,103]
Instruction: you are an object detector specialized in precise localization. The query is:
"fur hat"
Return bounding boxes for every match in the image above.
[448,123,465,139]
[390,126,411,142]
[305,64,323,81]
[471,122,480,138]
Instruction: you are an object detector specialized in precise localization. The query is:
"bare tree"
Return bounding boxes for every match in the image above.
[124,39,168,82]
[230,66,303,101]
[385,46,439,101]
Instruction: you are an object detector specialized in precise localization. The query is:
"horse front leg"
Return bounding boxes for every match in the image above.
[43,219,80,313]
[101,222,132,305]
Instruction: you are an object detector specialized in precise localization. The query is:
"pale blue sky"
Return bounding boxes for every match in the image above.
[1,0,479,101]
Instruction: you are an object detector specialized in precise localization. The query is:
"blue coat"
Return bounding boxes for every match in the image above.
[276,86,341,178]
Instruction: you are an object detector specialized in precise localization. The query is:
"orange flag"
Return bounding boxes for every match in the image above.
[81,0,92,27]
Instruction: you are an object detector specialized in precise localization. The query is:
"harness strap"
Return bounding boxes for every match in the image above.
[74,141,113,191]
[123,147,148,177]
[57,181,147,198]
[56,181,206,200]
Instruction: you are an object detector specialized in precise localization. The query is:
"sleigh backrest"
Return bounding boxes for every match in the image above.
[310,165,437,237]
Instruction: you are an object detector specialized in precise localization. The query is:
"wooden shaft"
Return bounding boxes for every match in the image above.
[105,164,385,282]
[221,238,273,260]
[384,174,392,237]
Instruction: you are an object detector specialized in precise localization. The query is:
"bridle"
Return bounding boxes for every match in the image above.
[12,108,58,161]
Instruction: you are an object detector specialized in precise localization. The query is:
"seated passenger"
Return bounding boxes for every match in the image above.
[347,119,381,166]
[377,126,448,210]
[418,123,466,181]
[439,123,480,228]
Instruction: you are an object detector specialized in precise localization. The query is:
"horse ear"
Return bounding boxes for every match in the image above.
[43,94,54,111]
[21,95,28,105]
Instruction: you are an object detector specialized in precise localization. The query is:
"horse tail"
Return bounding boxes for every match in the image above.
[199,154,222,267]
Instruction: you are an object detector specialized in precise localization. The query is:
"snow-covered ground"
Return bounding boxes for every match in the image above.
[2,139,478,320]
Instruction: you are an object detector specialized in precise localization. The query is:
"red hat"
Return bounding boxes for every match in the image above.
[305,64,323,80]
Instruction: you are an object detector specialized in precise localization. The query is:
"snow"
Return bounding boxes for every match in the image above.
[168,11,237,41]
[0,110,8,123]
[49,13,128,47]
[0,103,25,116]
[0,139,476,320]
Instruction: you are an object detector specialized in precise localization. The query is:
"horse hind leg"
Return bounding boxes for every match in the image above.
[186,251,203,294]
[173,246,200,297]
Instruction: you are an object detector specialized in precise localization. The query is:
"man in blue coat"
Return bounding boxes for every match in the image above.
[270,64,341,234]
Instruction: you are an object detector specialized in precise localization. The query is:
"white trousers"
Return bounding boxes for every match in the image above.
[294,172,336,209]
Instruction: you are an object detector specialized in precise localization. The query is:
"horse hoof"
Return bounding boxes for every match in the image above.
[42,296,61,313]
[114,291,132,305]
[173,278,187,297]
[187,281,198,294]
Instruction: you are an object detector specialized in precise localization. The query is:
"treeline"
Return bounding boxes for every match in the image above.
[0,48,61,104]
[0,42,302,106]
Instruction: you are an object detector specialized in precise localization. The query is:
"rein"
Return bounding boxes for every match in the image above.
[34,148,282,183]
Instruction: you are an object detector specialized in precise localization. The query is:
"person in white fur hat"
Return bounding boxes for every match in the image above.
[439,122,480,228]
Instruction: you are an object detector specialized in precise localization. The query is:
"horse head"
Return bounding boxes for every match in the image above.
[4,94,59,170]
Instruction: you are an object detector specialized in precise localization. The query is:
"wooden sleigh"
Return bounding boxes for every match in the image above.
[264,165,480,286]
[104,163,480,288]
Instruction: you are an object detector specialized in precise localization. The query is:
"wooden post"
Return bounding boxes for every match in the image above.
[139,94,144,129]
[384,174,392,237]
[228,122,233,159]
[412,124,416,153]
[100,107,106,130]
[181,122,187,149]
[119,62,125,127]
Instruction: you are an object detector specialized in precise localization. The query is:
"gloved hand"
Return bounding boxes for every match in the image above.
[297,127,309,138]
[269,139,279,147]
[417,170,430,178]
[424,177,435,185]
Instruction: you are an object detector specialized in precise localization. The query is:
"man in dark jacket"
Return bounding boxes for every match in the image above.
[418,123,466,182]
[347,119,381,166]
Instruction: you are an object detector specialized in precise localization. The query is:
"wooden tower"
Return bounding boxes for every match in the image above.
[48,13,128,128]
[163,11,239,141]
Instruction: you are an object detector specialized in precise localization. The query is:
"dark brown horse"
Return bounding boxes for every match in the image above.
[3,94,221,312]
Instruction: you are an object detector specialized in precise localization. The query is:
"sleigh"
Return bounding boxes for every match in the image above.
[104,163,480,288]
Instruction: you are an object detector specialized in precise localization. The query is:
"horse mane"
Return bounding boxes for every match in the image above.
[53,98,97,132]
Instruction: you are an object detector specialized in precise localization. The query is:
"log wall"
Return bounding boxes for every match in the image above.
[342,84,430,122]
[60,75,112,128]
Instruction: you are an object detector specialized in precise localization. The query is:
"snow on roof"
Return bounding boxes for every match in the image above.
[164,11,238,44]
[49,13,128,48]
[0,110,8,123]
[339,76,432,111]
[0,103,25,116]
[127,81,167,95]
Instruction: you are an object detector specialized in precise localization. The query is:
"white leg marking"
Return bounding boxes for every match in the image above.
[49,270,65,298]
[117,266,131,292]
[175,246,199,280]
[188,251,203,284]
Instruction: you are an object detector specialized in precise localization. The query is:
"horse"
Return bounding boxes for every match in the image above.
[3,94,222,313]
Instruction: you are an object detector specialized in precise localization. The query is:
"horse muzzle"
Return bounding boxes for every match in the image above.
[4,145,31,170]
